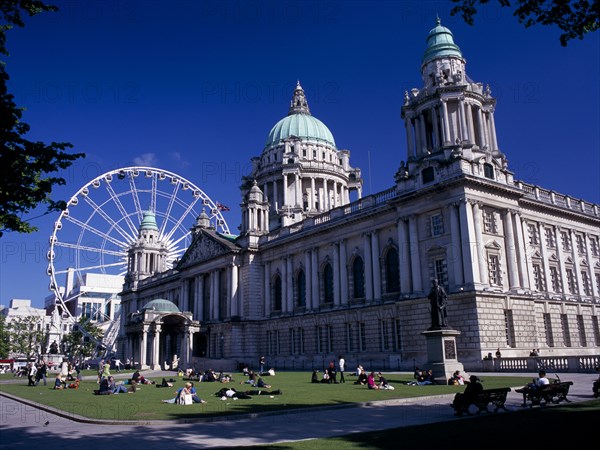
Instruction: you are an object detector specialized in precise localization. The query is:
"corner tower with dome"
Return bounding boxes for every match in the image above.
[116,20,599,376]
[240,81,363,232]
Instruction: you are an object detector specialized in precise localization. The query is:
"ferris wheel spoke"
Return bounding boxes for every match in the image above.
[54,240,126,258]
[159,181,181,237]
[163,197,201,242]
[151,172,157,214]
[71,260,127,274]
[63,215,129,249]
[104,181,139,236]
[82,195,135,243]
[167,230,192,251]
[128,171,144,220]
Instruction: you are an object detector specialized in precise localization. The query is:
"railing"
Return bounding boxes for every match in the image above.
[516,180,599,218]
[482,355,599,373]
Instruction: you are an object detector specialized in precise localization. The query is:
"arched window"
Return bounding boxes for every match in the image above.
[385,248,400,293]
[273,275,282,311]
[323,264,334,304]
[353,257,365,298]
[297,270,306,307]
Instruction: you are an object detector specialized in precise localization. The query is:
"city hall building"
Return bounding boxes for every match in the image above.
[117,20,600,373]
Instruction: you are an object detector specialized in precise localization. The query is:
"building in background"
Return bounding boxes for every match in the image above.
[117,20,600,372]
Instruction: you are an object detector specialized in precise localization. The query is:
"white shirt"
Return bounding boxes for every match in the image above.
[537,376,550,386]
[339,358,345,371]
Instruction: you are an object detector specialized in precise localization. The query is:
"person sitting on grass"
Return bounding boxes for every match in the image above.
[53,374,65,390]
[108,376,130,394]
[162,382,194,404]
[354,369,368,385]
[311,369,319,383]
[367,371,380,390]
[253,376,271,389]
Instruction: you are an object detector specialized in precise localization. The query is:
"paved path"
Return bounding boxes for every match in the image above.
[1,372,597,449]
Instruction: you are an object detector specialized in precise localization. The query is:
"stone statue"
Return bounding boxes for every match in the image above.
[49,340,59,355]
[428,279,448,330]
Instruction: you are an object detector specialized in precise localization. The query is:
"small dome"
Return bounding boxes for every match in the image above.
[142,299,180,313]
[264,81,336,149]
[422,18,463,65]
[140,210,159,231]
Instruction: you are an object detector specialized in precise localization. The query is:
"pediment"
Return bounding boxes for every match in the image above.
[177,231,234,268]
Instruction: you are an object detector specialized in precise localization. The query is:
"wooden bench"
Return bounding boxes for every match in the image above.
[452,387,511,416]
[525,381,573,407]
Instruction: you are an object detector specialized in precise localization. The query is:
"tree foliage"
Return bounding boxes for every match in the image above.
[7,315,47,359]
[0,315,10,359]
[61,317,103,359]
[450,0,600,46]
[0,0,85,236]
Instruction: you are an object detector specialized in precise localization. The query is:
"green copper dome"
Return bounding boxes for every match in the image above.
[142,299,180,313]
[422,18,463,64]
[139,210,159,231]
[265,82,336,149]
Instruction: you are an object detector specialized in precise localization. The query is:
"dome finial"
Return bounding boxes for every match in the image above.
[288,80,311,115]
[436,15,441,26]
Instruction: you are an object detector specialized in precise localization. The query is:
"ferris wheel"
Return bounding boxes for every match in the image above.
[47,166,231,321]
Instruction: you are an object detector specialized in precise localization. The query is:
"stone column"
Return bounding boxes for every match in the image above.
[310,177,316,210]
[466,102,475,146]
[333,242,340,306]
[476,106,487,149]
[281,257,288,313]
[197,275,204,321]
[398,217,411,293]
[538,222,552,293]
[571,230,584,295]
[283,174,288,206]
[231,263,239,317]
[472,201,488,285]
[503,209,519,289]
[555,226,568,294]
[340,240,348,305]
[264,262,271,316]
[152,324,161,370]
[286,256,294,311]
[514,211,530,290]
[213,271,220,320]
[521,219,536,292]
[371,230,382,301]
[459,99,468,142]
[141,325,148,368]
[585,234,599,297]
[323,178,329,210]
[405,116,415,158]
[364,233,373,301]
[305,250,312,309]
[311,249,319,308]
[458,200,476,286]
[441,99,450,145]
[448,203,464,288]
[408,215,423,293]
[431,106,440,149]
[295,174,301,206]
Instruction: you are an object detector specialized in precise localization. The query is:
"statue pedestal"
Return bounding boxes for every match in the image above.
[421,328,464,384]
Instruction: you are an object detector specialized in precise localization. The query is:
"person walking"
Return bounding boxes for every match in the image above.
[35,360,47,386]
[338,355,345,383]
[27,362,37,386]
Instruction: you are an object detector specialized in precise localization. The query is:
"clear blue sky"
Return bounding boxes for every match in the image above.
[1,0,599,309]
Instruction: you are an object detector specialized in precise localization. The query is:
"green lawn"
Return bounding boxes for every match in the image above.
[0,371,533,421]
